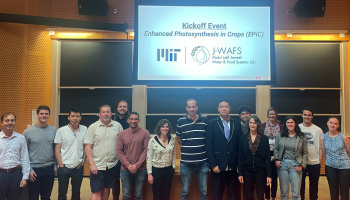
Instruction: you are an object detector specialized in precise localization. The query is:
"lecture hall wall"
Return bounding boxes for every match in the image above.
[0,0,350,134]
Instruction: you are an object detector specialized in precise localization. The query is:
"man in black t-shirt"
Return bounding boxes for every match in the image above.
[113,100,129,200]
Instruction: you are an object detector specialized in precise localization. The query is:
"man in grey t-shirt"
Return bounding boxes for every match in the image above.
[24,105,56,200]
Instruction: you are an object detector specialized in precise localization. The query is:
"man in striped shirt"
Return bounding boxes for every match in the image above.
[176,98,209,200]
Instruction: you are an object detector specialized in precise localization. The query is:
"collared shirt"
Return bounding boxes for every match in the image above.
[116,128,151,171]
[54,125,87,168]
[146,135,176,174]
[84,120,123,170]
[0,131,30,179]
[220,116,231,129]
[176,114,208,164]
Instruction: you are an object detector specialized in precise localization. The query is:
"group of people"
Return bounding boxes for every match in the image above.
[179,100,350,200]
[0,99,350,200]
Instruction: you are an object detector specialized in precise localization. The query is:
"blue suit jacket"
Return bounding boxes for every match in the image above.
[205,116,242,171]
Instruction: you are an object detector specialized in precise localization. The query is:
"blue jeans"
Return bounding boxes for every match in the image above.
[180,162,209,200]
[278,159,302,200]
[120,169,147,200]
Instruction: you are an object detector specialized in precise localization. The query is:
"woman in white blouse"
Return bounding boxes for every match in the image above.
[147,119,176,200]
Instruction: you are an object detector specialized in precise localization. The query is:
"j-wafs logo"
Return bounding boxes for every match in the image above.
[191,46,210,65]
[157,49,181,62]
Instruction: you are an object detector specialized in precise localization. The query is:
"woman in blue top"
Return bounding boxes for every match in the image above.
[321,116,350,200]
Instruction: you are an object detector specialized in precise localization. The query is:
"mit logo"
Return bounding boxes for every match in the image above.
[157,49,181,61]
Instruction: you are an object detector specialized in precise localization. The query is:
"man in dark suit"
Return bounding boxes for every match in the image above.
[206,100,242,200]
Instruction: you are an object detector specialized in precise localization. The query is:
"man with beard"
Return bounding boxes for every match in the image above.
[113,100,129,200]
[84,105,123,200]
[116,112,150,200]
[114,100,129,130]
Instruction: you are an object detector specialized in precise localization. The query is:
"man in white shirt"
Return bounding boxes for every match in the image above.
[55,107,87,200]
[84,105,123,200]
[299,108,323,200]
[0,112,30,200]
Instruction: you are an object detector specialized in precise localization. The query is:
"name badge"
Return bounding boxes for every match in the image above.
[269,138,275,146]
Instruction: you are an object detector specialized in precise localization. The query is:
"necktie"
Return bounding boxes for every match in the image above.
[223,121,230,140]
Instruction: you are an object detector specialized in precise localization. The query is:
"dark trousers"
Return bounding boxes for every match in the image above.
[211,170,238,200]
[300,164,320,200]
[28,165,55,200]
[325,165,350,200]
[57,166,84,200]
[112,162,121,200]
[0,168,22,200]
[264,159,278,199]
[152,166,174,200]
[243,169,266,200]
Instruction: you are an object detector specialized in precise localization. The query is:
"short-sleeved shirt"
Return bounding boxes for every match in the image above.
[176,114,207,164]
[283,135,297,160]
[54,125,87,168]
[299,124,323,165]
[84,120,123,170]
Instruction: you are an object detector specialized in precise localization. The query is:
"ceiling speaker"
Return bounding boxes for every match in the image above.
[78,0,108,16]
[294,0,326,17]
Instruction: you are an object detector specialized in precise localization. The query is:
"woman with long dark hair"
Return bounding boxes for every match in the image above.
[146,119,176,200]
[262,107,283,200]
[238,115,271,200]
[321,116,350,200]
[274,116,307,200]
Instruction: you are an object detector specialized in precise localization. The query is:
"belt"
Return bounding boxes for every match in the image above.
[0,165,21,173]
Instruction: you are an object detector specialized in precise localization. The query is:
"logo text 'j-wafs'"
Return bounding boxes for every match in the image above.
[191,46,210,65]
[157,49,181,62]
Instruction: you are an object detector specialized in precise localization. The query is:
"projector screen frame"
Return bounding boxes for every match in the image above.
[133,0,276,87]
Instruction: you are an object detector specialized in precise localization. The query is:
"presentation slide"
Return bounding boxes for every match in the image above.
[136,3,274,82]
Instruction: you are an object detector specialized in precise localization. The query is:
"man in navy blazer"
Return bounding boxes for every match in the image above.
[206,100,242,200]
